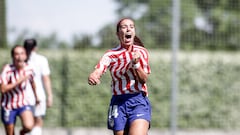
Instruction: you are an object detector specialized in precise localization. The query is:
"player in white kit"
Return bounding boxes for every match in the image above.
[24,39,53,135]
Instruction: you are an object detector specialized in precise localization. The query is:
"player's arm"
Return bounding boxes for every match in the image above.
[41,58,53,107]
[133,64,148,84]
[132,51,148,84]
[1,75,30,93]
[88,53,110,86]
[88,68,102,85]
[43,75,53,107]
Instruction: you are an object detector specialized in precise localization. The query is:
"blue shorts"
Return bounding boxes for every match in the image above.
[107,92,151,131]
[1,105,32,125]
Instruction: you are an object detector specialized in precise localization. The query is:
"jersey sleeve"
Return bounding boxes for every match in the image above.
[0,64,10,85]
[139,48,151,74]
[95,53,111,74]
[41,57,50,76]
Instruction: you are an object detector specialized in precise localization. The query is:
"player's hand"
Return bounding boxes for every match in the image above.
[35,99,40,105]
[47,95,53,108]
[132,51,141,64]
[88,71,101,85]
[18,74,30,84]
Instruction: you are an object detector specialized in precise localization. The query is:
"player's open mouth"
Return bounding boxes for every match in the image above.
[125,34,132,39]
[124,33,132,44]
[16,59,24,63]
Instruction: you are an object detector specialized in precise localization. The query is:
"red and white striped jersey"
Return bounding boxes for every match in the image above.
[95,44,151,95]
[0,64,34,110]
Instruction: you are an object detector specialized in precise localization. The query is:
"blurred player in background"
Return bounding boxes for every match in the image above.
[0,45,39,135]
[88,18,151,135]
[24,39,53,135]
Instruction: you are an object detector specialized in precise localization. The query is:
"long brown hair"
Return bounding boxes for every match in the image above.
[116,18,144,47]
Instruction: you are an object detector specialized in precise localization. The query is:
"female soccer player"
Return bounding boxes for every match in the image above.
[0,45,39,135]
[88,18,151,135]
[24,38,53,135]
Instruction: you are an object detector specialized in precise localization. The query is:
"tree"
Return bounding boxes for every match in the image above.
[73,34,93,49]
[183,0,240,50]
[0,0,7,48]
[97,25,118,48]
[110,0,240,50]
[114,0,172,48]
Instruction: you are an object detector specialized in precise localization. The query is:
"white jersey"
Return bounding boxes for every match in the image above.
[26,52,50,105]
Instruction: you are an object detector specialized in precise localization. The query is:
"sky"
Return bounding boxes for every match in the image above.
[6,0,118,44]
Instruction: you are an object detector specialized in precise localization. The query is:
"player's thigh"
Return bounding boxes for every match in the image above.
[129,119,149,135]
[20,109,34,129]
[34,116,44,126]
[34,100,46,116]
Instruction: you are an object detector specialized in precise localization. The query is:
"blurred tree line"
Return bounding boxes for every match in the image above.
[0,0,7,48]
[111,0,240,50]
[0,0,240,50]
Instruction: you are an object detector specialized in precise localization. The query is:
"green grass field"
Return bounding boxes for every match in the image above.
[0,49,240,129]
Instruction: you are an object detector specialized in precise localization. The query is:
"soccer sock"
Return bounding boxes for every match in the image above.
[30,126,42,135]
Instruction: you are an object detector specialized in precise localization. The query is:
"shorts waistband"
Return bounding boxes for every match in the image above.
[112,92,146,98]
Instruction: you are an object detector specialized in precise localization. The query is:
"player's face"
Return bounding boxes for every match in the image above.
[117,19,136,47]
[13,46,27,69]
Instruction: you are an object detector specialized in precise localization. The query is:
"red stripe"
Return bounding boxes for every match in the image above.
[11,70,19,108]
[112,82,117,95]
[96,45,150,95]
[19,85,25,107]
[119,52,131,94]
[134,80,139,91]
[123,72,133,93]
[21,71,27,106]
[4,69,12,109]
[10,91,14,109]
[109,66,117,95]
[0,94,3,106]
[115,57,124,94]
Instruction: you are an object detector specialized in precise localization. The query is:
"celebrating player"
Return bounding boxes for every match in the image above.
[88,18,151,135]
[0,45,39,135]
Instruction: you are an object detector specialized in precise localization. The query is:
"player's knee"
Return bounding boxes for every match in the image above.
[23,122,34,132]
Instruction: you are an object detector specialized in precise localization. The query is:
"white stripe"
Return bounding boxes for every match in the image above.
[97,45,149,95]
[115,55,125,78]
[0,64,33,109]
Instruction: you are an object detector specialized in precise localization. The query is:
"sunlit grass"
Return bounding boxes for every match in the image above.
[0,49,240,129]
